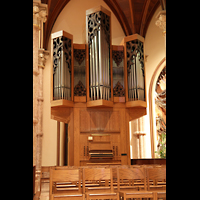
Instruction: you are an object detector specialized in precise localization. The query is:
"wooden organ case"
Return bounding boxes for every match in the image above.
[50,6,147,166]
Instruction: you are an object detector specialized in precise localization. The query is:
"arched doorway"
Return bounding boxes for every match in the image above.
[149,57,166,158]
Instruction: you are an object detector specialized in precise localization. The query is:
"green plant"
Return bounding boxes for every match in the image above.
[155,116,166,158]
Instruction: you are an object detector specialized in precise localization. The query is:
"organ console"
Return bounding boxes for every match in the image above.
[50,5,147,166]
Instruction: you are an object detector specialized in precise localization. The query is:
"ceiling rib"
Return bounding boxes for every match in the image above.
[140,0,151,36]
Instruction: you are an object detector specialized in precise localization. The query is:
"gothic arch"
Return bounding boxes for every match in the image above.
[148,57,166,158]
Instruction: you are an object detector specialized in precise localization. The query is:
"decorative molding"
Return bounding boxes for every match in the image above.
[113,81,125,97]
[38,49,49,68]
[74,81,86,96]
[88,11,110,45]
[33,1,48,26]
[155,10,166,35]
[37,132,43,137]
[126,39,144,76]
[38,50,49,67]
[33,69,39,76]
[74,49,86,65]
[37,97,44,102]
[112,50,124,66]
[33,118,38,124]
[53,36,72,73]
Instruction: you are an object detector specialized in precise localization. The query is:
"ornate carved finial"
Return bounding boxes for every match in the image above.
[113,81,125,97]
[33,1,48,26]
[74,49,86,65]
[112,50,124,66]
[74,81,86,96]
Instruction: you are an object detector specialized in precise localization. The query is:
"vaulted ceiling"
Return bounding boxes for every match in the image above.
[41,0,162,49]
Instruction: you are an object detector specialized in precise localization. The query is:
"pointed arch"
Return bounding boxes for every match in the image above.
[148,57,166,158]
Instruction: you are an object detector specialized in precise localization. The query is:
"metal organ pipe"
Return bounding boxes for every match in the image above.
[53,36,72,101]
[89,44,93,100]
[94,34,99,100]
[98,28,103,100]
[126,39,145,101]
[88,11,110,101]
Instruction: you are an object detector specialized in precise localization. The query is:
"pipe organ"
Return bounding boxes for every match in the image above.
[51,6,147,166]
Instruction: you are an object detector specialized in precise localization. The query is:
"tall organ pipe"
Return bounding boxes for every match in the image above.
[53,36,72,101]
[89,44,93,100]
[94,34,99,100]
[88,11,110,101]
[126,39,145,101]
[98,28,103,99]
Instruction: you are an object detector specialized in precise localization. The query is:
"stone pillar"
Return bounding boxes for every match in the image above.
[33,2,40,167]
[33,0,48,192]
[155,10,166,46]
[36,49,49,189]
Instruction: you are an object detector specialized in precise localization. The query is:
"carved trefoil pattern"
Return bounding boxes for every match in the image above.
[113,81,125,97]
[53,36,72,73]
[74,49,86,65]
[126,40,144,76]
[87,11,110,45]
[112,50,124,66]
[74,80,86,96]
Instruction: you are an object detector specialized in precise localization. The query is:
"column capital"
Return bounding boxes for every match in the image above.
[33,0,48,27]
[38,49,49,68]
[155,10,166,35]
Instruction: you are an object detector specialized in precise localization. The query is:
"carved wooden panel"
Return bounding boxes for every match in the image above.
[80,110,120,132]
[80,110,90,132]
[99,111,110,131]
[109,111,120,132]
[74,81,86,96]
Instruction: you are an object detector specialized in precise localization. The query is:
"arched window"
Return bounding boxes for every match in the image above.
[155,67,166,158]
[148,58,166,158]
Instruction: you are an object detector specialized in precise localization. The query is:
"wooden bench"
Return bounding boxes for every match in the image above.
[146,167,166,200]
[49,167,85,200]
[40,166,51,192]
[82,167,119,200]
[117,167,156,199]
[48,165,166,199]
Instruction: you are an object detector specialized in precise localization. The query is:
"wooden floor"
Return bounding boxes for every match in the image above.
[40,180,50,200]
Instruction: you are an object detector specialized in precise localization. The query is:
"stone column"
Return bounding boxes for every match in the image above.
[155,10,166,46]
[33,0,48,192]
[33,2,40,167]
[36,49,49,191]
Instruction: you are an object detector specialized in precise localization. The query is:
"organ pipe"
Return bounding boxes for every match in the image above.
[87,10,111,101]
[53,35,72,100]
[126,39,145,101]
